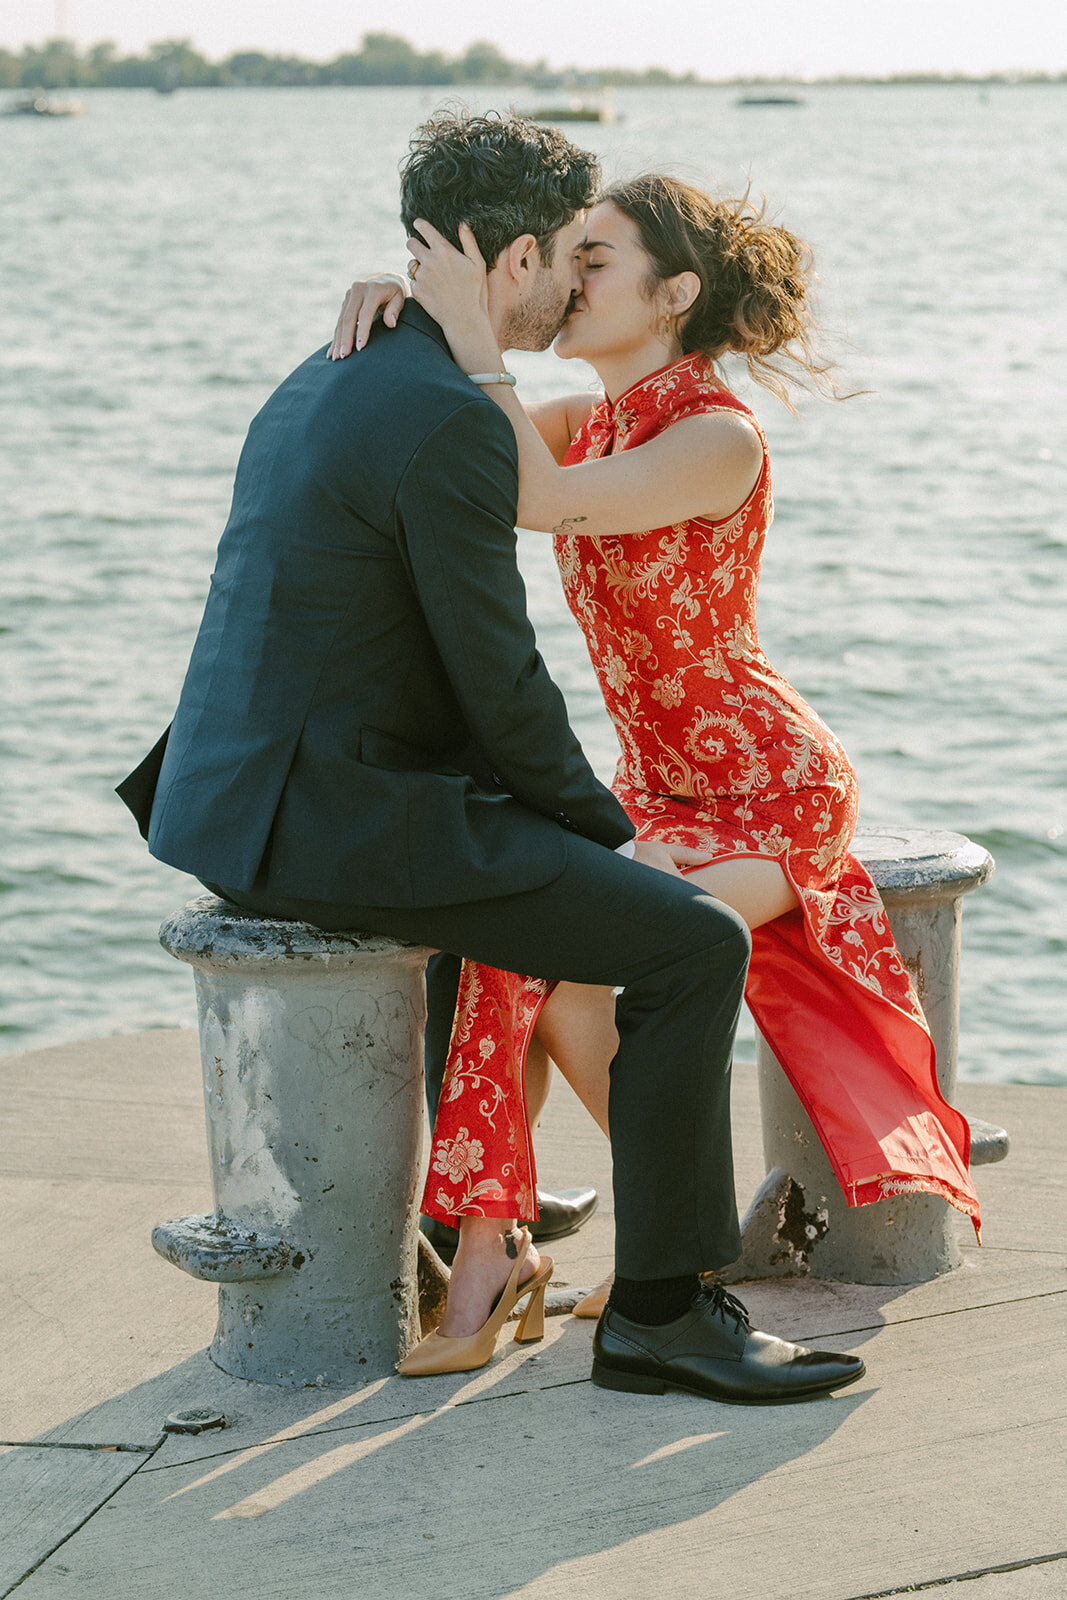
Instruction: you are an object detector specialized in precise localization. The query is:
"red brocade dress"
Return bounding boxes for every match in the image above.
[422,355,981,1238]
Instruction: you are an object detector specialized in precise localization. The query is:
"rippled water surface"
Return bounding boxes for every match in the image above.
[3,84,1065,1080]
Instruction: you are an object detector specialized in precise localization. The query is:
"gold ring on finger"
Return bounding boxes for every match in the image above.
[407,259,419,281]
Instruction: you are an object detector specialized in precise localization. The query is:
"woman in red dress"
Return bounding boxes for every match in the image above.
[337,175,979,1351]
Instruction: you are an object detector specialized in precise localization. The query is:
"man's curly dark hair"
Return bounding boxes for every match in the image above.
[399,109,601,268]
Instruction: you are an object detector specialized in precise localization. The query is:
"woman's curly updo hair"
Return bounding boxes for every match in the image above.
[604,173,835,407]
[400,109,600,269]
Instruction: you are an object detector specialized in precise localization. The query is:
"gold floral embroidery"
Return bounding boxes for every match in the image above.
[432,1129,485,1185]
[422,353,975,1234]
[651,673,685,708]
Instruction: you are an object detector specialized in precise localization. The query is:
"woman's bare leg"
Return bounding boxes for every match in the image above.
[441,1219,542,1337]
[685,855,798,929]
[524,1032,554,1128]
[535,855,798,1130]
[533,985,616,1313]
[535,983,616,1135]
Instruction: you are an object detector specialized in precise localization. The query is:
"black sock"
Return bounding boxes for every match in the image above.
[608,1273,700,1325]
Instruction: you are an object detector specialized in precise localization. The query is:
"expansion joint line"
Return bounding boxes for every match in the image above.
[0,1440,155,1453]
[800,1283,1066,1342]
[847,1546,1067,1598]
[1,1433,167,1598]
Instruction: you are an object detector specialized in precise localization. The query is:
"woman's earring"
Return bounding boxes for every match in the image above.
[659,312,673,340]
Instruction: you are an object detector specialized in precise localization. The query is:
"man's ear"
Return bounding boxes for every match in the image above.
[498,233,539,289]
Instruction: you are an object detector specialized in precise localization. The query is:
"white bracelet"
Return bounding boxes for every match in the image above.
[467,371,517,387]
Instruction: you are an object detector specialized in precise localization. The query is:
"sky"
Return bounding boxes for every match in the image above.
[8,0,1065,79]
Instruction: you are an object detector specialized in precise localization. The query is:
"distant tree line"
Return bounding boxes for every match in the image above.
[3,35,1062,93]
[0,33,701,91]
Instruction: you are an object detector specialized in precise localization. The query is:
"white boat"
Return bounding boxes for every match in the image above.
[5,90,84,117]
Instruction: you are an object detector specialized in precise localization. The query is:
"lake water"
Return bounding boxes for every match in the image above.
[2,83,1064,1083]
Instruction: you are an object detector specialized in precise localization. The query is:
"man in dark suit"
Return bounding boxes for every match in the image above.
[119,112,863,1402]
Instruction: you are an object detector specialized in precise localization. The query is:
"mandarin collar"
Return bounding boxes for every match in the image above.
[602,354,711,417]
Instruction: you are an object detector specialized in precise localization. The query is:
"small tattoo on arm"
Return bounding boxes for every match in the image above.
[551,515,588,534]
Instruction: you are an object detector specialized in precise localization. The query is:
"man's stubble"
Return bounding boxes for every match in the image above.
[500,270,573,354]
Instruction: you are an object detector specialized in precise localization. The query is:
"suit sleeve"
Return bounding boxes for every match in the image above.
[394,399,635,850]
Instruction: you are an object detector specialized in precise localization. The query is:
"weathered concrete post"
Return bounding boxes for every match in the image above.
[152,894,436,1386]
[728,827,1001,1286]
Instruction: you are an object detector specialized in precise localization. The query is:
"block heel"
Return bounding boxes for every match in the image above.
[591,1360,666,1395]
[513,1273,549,1343]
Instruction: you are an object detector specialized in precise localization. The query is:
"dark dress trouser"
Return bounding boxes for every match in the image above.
[423,952,462,1126]
[208,831,750,1280]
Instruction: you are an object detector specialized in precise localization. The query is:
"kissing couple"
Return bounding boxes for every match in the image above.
[121,107,978,1403]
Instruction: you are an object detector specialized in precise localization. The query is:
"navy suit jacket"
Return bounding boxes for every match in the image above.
[118,302,633,908]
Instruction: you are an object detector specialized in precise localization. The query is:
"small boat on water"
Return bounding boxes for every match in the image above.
[5,89,83,117]
[736,93,805,107]
[521,98,618,124]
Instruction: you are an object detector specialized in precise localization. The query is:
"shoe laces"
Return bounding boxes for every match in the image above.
[699,1281,750,1333]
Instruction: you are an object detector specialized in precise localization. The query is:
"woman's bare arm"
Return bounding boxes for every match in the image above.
[518,411,763,534]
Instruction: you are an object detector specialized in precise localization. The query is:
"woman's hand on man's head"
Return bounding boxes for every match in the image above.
[327,223,491,364]
[405,220,491,336]
[328,275,408,360]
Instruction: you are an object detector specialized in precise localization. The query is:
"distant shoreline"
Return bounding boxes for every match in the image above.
[5,75,1065,93]
[4,33,1064,93]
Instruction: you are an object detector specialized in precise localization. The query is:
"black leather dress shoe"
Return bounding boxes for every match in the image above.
[592,1283,866,1406]
[527,1185,598,1242]
[420,1185,598,1264]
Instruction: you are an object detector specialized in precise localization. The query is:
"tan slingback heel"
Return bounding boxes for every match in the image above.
[397,1229,554,1377]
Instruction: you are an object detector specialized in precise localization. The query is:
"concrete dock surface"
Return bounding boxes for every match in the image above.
[2,1028,1064,1599]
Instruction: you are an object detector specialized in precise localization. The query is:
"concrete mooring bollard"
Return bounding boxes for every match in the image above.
[726,827,1003,1287]
[152,895,437,1387]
